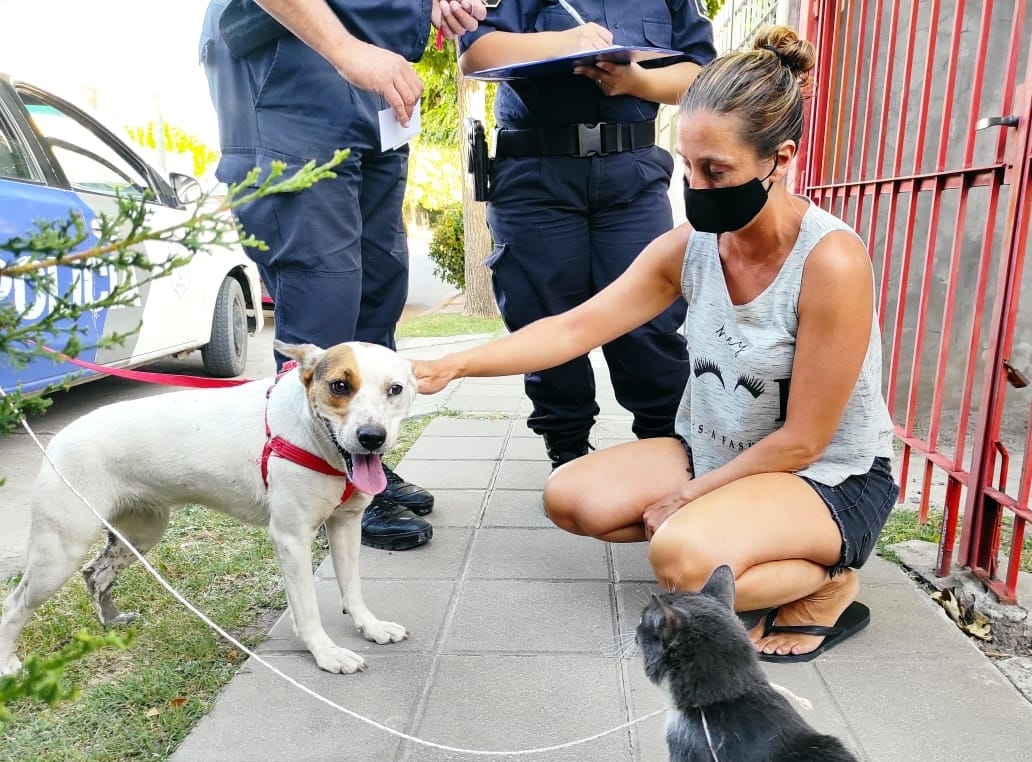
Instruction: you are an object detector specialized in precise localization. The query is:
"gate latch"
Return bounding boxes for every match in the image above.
[1003,359,1029,388]
[976,115,1020,130]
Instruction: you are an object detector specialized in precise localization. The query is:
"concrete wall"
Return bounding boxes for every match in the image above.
[813,1,1031,455]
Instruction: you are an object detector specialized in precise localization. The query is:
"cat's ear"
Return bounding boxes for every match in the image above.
[700,564,736,609]
[651,594,682,641]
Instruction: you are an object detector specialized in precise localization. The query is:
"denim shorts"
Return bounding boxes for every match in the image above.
[800,457,900,575]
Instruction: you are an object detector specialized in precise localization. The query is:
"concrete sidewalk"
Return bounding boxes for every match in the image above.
[168,335,1032,762]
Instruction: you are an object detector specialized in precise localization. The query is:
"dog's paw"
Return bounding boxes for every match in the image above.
[0,653,23,677]
[313,645,367,674]
[357,618,407,645]
[102,612,139,627]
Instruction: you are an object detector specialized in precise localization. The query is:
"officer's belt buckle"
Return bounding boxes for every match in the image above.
[575,123,607,157]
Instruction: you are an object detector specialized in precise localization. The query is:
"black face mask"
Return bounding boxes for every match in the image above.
[683,160,777,234]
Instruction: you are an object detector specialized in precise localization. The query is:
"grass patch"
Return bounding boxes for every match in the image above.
[877,507,1032,573]
[395,312,503,339]
[0,416,433,761]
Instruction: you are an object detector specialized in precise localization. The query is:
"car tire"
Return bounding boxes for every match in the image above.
[202,276,248,377]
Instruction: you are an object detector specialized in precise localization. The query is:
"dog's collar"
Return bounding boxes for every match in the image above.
[260,361,356,503]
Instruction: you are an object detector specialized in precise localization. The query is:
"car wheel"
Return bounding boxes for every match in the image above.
[202,276,248,377]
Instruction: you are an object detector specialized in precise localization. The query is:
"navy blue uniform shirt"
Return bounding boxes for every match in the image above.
[201,0,433,183]
[324,0,432,60]
[458,0,716,127]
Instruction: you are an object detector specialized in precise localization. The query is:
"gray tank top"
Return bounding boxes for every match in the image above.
[674,202,896,486]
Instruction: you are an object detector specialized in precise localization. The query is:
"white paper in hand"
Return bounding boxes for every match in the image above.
[378,101,421,151]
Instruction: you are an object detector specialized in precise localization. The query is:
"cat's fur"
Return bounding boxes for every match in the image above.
[636,565,859,762]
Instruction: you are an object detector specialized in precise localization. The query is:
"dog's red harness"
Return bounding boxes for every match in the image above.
[260,362,356,503]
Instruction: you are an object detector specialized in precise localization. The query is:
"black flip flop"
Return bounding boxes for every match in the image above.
[757,600,871,663]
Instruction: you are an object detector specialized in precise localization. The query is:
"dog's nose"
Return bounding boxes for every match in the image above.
[357,425,387,451]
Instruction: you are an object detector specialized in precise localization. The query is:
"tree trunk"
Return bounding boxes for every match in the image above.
[457,75,498,318]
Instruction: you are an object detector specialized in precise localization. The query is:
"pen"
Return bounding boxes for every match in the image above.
[556,0,587,26]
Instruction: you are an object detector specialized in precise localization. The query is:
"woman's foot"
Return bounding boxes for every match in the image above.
[749,569,860,657]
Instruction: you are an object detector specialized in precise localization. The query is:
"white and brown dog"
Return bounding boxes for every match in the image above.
[0,341,417,676]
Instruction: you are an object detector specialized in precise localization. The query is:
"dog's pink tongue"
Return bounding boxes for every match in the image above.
[351,454,387,494]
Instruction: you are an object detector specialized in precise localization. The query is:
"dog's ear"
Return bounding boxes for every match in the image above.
[274,341,325,369]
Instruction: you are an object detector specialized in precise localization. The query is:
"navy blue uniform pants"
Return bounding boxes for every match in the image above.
[199,6,409,370]
[486,145,690,440]
[237,147,409,366]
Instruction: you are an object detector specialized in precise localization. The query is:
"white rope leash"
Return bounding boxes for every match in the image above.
[12,409,668,756]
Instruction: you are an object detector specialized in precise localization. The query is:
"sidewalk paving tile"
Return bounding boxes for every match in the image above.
[170,653,430,762]
[482,489,554,528]
[414,489,485,527]
[422,417,513,437]
[501,435,550,460]
[610,544,654,582]
[443,580,615,653]
[494,459,553,490]
[390,459,497,490]
[410,654,633,762]
[818,657,1032,761]
[856,554,916,587]
[444,394,524,414]
[821,584,986,661]
[404,435,505,461]
[467,528,610,580]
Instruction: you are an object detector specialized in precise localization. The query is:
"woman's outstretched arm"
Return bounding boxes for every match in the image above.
[413,224,691,393]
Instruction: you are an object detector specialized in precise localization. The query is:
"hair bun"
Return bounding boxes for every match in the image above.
[752,25,815,77]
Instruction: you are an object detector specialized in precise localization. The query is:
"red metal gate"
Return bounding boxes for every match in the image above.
[798,0,1032,602]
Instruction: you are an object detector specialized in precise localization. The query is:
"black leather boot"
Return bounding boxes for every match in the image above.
[361,496,432,551]
[381,465,434,516]
[543,435,594,469]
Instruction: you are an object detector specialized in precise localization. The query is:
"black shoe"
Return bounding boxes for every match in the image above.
[361,496,432,551]
[543,435,594,470]
[382,465,434,516]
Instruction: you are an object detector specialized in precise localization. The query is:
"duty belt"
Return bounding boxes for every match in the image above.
[495,121,656,158]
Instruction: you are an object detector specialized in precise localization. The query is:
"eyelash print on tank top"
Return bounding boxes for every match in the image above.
[734,374,765,398]
[693,357,724,386]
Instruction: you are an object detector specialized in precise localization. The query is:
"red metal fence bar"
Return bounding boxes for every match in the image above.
[799,0,1031,602]
[958,4,1032,603]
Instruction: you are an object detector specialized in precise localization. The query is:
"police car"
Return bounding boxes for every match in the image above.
[0,73,263,395]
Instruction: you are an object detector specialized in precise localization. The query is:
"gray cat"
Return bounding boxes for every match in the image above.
[637,565,860,762]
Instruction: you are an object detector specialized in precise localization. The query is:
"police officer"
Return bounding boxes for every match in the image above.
[200,0,485,550]
[458,1,716,468]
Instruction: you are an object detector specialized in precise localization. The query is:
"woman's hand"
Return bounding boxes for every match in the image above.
[574,61,644,97]
[411,358,456,395]
[642,487,693,540]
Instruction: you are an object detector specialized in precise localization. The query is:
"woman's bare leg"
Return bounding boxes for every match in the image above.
[543,437,692,543]
[646,472,859,657]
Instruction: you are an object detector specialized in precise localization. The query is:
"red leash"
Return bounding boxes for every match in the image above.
[37,345,252,389]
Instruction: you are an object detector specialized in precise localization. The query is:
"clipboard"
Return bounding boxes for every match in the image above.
[466,45,683,81]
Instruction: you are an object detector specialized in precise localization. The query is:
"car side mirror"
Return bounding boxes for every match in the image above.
[170,172,203,205]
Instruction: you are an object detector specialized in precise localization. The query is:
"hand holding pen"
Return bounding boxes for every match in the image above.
[555,1,612,54]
